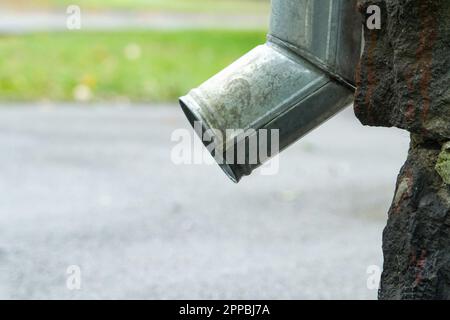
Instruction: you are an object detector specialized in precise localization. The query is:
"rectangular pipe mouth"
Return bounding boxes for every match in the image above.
[179,97,241,183]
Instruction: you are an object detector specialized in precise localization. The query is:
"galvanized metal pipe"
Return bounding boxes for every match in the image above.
[180,0,362,182]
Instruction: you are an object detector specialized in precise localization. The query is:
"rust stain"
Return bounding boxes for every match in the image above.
[404,69,416,123]
[364,31,379,122]
[416,0,437,134]
[411,249,427,286]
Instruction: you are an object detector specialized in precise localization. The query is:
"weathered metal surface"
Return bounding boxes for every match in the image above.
[180,0,362,182]
[270,0,362,84]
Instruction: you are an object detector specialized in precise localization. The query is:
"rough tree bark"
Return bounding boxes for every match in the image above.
[355,0,450,299]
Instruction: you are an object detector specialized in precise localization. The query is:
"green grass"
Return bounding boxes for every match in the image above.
[0,30,266,102]
[9,0,270,14]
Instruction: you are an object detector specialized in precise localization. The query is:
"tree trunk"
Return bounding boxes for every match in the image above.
[355,0,450,299]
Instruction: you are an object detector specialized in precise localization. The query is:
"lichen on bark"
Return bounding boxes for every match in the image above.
[436,142,450,185]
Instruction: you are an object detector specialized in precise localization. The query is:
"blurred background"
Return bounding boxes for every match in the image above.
[0,0,410,299]
[0,0,269,103]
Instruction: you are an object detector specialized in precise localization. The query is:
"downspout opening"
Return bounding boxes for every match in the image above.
[179,98,240,183]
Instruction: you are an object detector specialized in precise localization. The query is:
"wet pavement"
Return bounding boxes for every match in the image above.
[0,104,410,299]
[0,10,268,34]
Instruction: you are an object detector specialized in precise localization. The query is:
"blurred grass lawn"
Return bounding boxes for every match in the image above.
[0,30,266,102]
[8,0,270,13]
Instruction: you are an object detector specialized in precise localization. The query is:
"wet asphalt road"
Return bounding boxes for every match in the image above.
[0,10,268,34]
[0,104,410,299]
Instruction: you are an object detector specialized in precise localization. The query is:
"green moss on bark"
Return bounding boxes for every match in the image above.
[436,142,450,184]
